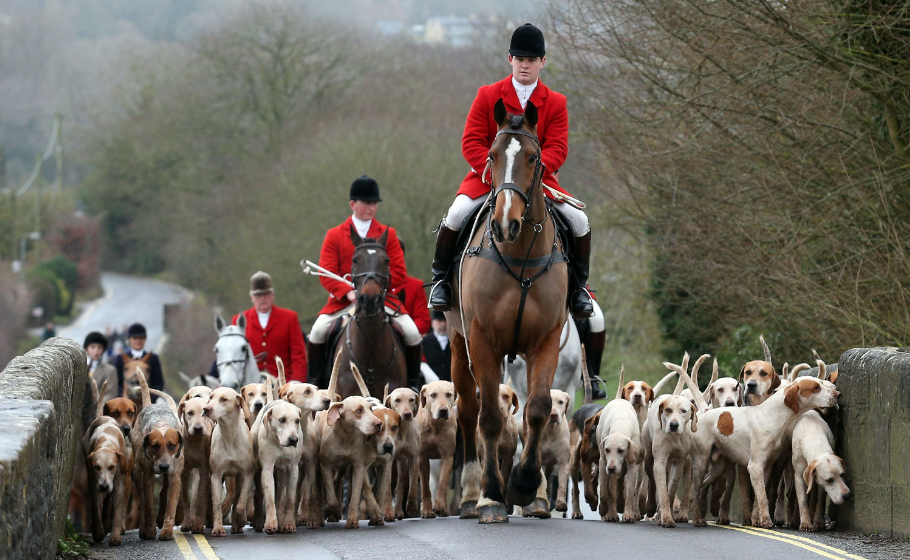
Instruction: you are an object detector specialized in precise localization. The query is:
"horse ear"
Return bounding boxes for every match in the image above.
[350,224,364,247]
[377,227,389,248]
[494,98,507,126]
[237,313,247,332]
[215,314,225,333]
[524,101,539,128]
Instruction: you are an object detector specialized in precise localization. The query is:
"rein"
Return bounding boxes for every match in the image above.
[473,127,566,363]
[345,316,398,385]
[216,331,266,378]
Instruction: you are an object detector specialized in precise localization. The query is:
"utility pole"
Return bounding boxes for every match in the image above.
[34,152,42,261]
[55,113,63,191]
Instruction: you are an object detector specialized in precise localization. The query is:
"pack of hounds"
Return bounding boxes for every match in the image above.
[82,335,848,546]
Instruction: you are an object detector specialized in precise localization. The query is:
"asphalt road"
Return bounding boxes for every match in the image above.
[58,272,191,352]
[87,516,906,560]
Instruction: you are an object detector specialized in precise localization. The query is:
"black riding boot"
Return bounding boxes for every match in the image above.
[405,344,423,390]
[586,329,607,400]
[569,231,594,319]
[428,224,460,311]
[307,341,327,388]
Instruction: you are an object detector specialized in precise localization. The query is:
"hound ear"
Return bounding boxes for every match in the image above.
[383,395,392,408]
[237,395,252,428]
[177,400,186,422]
[117,451,128,475]
[627,438,641,465]
[143,433,151,450]
[563,393,571,415]
[737,385,743,407]
[784,384,800,413]
[658,401,667,429]
[706,386,715,407]
[215,314,226,333]
[174,431,183,458]
[524,101,539,128]
[377,227,389,247]
[689,409,698,433]
[326,402,343,426]
[738,365,747,384]
[511,391,520,415]
[237,313,247,332]
[494,98,508,126]
[768,370,781,395]
[420,386,427,409]
[350,224,364,247]
[804,459,819,493]
[263,408,273,437]
[828,369,839,385]
[646,386,655,403]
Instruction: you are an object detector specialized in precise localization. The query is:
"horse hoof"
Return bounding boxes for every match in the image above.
[507,465,541,507]
[478,504,509,524]
[460,501,478,519]
[527,498,551,519]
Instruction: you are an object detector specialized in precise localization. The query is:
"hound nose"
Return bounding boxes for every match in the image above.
[122,425,131,436]
[403,412,413,421]
[550,413,559,423]
[158,463,170,473]
[669,421,679,432]
[253,402,263,413]
[746,381,757,391]
[725,400,736,407]
[99,483,111,493]
[607,465,617,474]
[382,442,394,454]
[437,408,449,419]
[287,434,299,447]
[193,426,204,435]
[373,421,383,433]
[322,399,331,408]
[843,490,853,501]
[202,406,212,415]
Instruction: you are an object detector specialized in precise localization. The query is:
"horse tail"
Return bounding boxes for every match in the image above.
[276,356,287,387]
[349,362,371,398]
[136,368,152,409]
[149,389,178,415]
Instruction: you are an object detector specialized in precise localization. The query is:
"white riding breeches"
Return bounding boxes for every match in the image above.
[443,194,590,237]
[589,298,604,333]
[309,305,422,346]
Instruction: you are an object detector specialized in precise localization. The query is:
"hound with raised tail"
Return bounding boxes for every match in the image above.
[84,380,131,546]
[687,373,840,528]
[417,380,458,518]
[204,385,255,536]
[595,385,643,523]
[385,387,420,519]
[132,370,183,541]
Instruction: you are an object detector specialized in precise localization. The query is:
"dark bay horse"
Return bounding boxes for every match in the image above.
[332,225,406,398]
[447,99,569,523]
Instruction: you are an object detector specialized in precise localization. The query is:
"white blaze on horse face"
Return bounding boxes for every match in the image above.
[501,137,521,219]
[367,249,376,255]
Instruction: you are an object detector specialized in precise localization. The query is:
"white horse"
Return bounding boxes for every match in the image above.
[213,313,262,390]
[504,319,583,419]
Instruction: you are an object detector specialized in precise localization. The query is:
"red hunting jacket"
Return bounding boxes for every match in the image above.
[401,275,431,336]
[232,306,308,382]
[459,76,570,199]
[318,216,406,315]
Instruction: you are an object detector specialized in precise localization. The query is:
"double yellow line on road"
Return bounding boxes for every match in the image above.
[716,524,868,560]
[174,532,220,560]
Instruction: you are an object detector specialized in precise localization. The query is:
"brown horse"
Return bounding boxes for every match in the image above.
[331,225,406,398]
[447,99,569,523]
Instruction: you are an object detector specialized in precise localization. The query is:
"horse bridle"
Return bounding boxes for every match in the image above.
[215,331,265,373]
[350,242,390,318]
[484,128,545,225]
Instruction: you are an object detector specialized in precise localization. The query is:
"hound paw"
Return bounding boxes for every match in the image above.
[139,527,157,540]
[158,528,174,541]
[674,515,689,524]
[211,527,226,537]
[92,531,106,543]
[621,514,636,524]
[231,523,245,534]
[555,501,567,513]
[280,523,296,534]
[432,506,449,518]
[800,522,814,532]
[758,516,774,529]
[384,514,396,523]
[108,536,122,547]
[264,520,278,535]
[395,510,405,520]
[601,513,619,522]
[694,518,708,527]
[421,509,437,519]
[345,517,360,529]
[715,515,730,526]
[572,512,584,520]
[306,518,320,530]
[368,517,384,526]
[812,522,824,532]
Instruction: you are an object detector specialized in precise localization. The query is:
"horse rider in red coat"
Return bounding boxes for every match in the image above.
[234,271,308,382]
[308,176,424,388]
[427,23,608,399]
[398,238,431,336]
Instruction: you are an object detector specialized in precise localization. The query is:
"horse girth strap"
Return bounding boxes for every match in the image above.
[468,246,566,271]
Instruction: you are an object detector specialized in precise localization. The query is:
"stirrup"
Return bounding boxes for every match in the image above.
[571,289,593,319]
[428,280,453,311]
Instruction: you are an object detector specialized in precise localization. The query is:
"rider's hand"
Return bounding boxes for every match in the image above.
[346,290,356,302]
